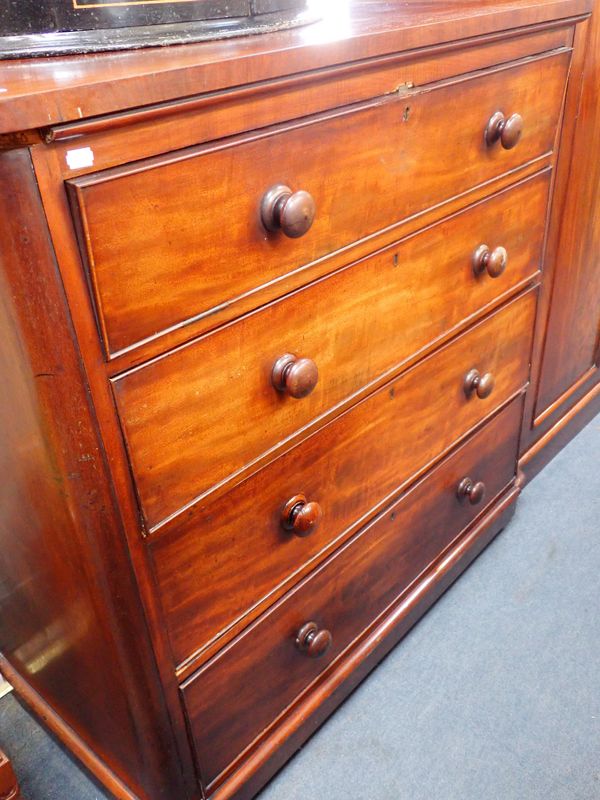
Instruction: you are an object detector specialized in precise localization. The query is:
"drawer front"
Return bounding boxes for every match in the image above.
[69,52,568,355]
[115,177,547,528]
[152,289,536,666]
[181,395,524,788]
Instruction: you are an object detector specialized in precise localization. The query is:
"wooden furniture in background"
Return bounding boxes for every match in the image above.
[0,2,598,799]
[0,750,20,800]
[520,1,600,477]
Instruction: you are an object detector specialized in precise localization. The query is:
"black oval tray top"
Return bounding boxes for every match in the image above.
[0,0,318,57]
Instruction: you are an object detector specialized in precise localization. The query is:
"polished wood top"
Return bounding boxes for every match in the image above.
[0,0,591,134]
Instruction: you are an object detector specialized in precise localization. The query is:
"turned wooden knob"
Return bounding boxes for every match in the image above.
[457,477,487,505]
[272,353,318,398]
[261,184,316,238]
[281,494,322,537]
[464,368,495,399]
[296,622,332,658]
[472,245,508,278]
[485,111,524,150]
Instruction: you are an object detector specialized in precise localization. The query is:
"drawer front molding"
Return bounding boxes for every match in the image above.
[115,179,546,529]
[1,6,591,800]
[181,396,524,788]
[152,290,537,671]
[68,51,568,357]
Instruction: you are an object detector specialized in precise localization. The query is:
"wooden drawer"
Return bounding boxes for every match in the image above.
[181,395,524,789]
[115,177,546,528]
[69,52,568,356]
[151,289,536,668]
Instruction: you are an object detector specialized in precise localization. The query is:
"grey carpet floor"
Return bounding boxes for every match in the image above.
[1,413,599,800]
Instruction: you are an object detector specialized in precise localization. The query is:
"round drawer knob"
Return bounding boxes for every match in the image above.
[261,184,316,238]
[457,477,487,505]
[464,368,495,399]
[281,494,323,537]
[472,244,508,278]
[296,621,332,658]
[485,111,524,150]
[272,353,318,399]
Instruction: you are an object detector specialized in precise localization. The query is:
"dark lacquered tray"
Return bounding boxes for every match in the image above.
[0,0,318,57]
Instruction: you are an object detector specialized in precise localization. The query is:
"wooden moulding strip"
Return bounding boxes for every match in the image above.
[520,380,600,482]
[44,17,579,144]
[207,486,520,799]
[533,365,598,427]
[0,657,141,800]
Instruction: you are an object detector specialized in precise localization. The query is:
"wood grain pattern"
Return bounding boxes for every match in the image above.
[182,395,524,789]
[45,25,572,181]
[69,52,568,356]
[34,142,553,380]
[115,177,545,529]
[0,661,140,800]
[0,4,591,800]
[518,6,600,476]
[151,290,536,673]
[208,486,521,800]
[532,7,600,421]
[0,151,193,800]
[0,0,589,135]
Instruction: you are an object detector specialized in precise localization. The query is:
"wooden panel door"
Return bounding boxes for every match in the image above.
[522,11,600,464]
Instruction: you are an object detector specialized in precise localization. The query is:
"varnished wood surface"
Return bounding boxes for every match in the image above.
[0,4,592,800]
[182,396,523,789]
[530,6,600,424]
[152,290,536,673]
[520,381,600,482]
[43,26,571,179]
[209,487,520,800]
[0,748,20,800]
[70,52,567,356]
[36,136,553,378]
[0,150,194,800]
[0,661,140,800]
[115,175,545,529]
[0,0,590,135]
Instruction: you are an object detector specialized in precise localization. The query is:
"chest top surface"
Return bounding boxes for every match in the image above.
[0,0,592,134]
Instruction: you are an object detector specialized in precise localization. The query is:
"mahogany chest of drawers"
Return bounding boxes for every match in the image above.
[1,2,599,799]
